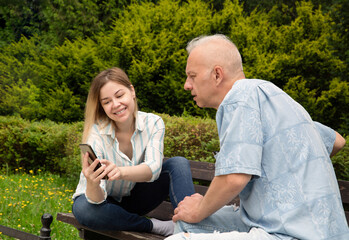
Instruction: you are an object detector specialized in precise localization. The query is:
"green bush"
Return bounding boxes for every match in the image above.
[160,113,219,162]
[0,115,219,179]
[0,115,348,181]
[1,0,347,135]
[0,116,83,179]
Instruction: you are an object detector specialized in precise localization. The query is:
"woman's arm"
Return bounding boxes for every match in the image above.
[82,153,108,203]
[100,160,153,182]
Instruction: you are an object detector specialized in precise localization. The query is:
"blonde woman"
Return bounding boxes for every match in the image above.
[72,67,194,236]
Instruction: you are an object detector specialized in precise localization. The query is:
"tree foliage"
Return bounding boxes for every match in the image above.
[0,0,348,133]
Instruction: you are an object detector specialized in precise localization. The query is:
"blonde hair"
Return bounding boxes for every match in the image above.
[82,67,138,143]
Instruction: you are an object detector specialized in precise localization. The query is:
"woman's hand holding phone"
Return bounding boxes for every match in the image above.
[82,153,108,183]
[79,144,123,181]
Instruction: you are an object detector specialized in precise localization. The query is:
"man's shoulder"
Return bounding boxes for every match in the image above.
[233,79,272,92]
[222,79,269,107]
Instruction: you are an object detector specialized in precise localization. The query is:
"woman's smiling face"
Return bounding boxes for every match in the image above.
[99,81,136,125]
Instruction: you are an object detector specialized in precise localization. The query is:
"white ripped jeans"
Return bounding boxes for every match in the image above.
[165,205,295,240]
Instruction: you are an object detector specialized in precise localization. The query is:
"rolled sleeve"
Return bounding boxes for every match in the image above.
[142,118,165,182]
[313,121,336,155]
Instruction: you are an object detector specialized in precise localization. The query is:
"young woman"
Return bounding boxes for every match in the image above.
[72,67,195,236]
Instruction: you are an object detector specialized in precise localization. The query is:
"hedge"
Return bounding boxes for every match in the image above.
[0,115,218,179]
[1,0,348,135]
[0,115,348,181]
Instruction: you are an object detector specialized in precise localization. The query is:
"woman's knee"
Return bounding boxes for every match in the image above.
[163,156,190,171]
[72,195,103,226]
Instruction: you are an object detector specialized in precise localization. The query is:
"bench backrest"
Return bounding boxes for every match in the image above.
[147,160,238,221]
[147,160,349,223]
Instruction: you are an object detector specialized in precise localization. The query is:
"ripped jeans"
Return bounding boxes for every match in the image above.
[165,205,295,240]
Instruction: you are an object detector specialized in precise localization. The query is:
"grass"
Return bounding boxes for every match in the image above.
[0,169,80,239]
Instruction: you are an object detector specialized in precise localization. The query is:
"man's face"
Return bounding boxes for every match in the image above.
[184,49,215,108]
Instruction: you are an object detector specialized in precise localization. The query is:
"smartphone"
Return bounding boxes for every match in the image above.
[79,144,108,179]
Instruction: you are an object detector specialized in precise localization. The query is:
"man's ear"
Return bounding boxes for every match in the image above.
[213,66,224,86]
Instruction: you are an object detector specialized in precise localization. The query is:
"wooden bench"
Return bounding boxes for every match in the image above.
[57,160,349,240]
[0,213,53,239]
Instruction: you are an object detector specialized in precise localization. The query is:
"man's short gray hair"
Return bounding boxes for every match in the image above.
[186,34,243,72]
[186,34,235,54]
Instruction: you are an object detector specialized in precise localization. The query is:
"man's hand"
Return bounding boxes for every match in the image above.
[172,193,205,223]
[172,173,252,224]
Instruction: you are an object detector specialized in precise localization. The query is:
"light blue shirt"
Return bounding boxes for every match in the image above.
[73,111,165,203]
[215,79,348,239]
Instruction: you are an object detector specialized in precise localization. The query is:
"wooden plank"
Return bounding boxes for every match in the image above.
[57,213,165,240]
[338,180,349,204]
[57,212,82,229]
[189,161,215,181]
[146,201,173,221]
[0,225,40,240]
[194,184,209,195]
[81,228,165,240]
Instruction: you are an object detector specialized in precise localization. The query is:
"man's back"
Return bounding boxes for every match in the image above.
[215,79,348,239]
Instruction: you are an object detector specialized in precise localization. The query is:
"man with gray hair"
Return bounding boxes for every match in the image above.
[166,34,348,239]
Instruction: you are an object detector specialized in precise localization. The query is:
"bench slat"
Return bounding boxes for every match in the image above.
[339,180,349,204]
[190,161,215,181]
[81,228,165,240]
[146,201,173,221]
[57,213,165,240]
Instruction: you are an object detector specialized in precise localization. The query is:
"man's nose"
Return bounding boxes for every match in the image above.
[184,78,192,91]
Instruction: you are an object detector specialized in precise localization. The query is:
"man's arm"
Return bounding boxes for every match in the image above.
[331,131,346,157]
[173,173,251,223]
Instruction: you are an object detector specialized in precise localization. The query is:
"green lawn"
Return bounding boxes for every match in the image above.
[0,170,79,239]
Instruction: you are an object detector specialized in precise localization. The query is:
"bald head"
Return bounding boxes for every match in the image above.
[186,34,244,79]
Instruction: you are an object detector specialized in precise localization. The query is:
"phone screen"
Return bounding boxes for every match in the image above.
[79,144,108,179]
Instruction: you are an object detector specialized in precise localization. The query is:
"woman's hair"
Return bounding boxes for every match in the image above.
[82,67,138,143]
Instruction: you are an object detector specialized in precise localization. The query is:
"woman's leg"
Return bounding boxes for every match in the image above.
[162,156,195,207]
[121,157,195,213]
[72,194,152,232]
[72,157,194,233]
[119,170,171,215]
